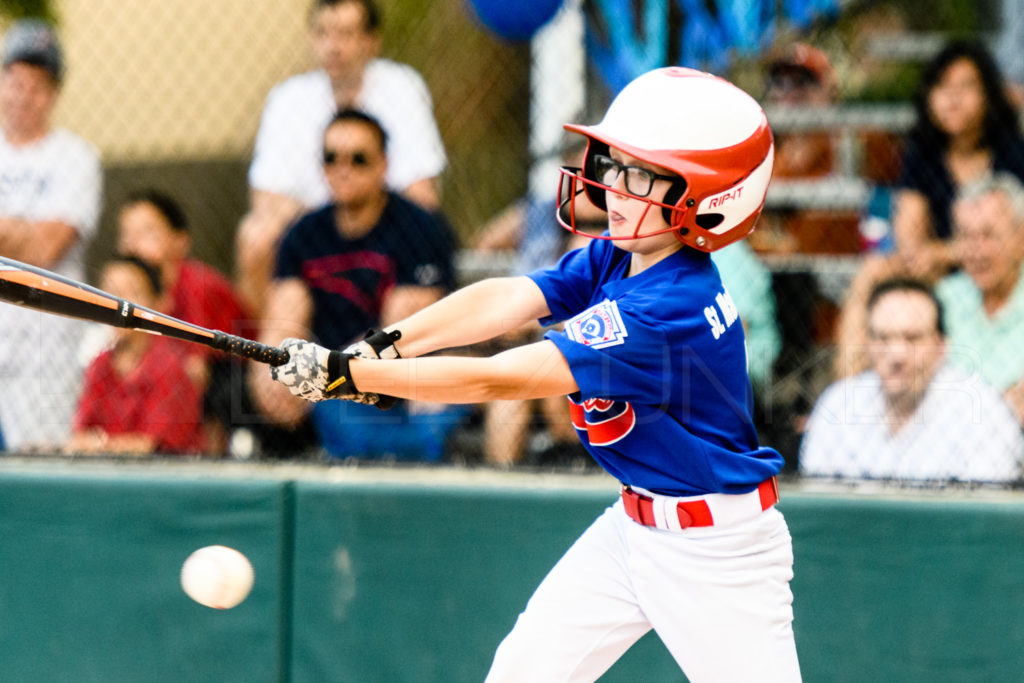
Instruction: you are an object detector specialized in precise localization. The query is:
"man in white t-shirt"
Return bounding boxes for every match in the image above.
[800,277,1023,483]
[0,20,103,451]
[236,0,447,315]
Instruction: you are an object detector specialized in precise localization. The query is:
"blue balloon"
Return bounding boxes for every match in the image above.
[465,0,566,41]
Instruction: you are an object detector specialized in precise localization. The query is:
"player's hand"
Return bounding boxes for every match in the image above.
[271,338,379,405]
[343,329,402,410]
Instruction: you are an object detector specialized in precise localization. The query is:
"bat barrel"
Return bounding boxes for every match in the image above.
[0,256,290,367]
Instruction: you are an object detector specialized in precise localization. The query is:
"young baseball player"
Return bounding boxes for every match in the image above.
[270,67,799,681]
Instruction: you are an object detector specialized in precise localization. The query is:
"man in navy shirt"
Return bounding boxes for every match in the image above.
[270,69,799,680]
[251,108,458,460]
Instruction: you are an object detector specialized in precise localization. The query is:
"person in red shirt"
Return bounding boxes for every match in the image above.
[66,257,204,455]
[117,189,248,372]
[116,189,252,454]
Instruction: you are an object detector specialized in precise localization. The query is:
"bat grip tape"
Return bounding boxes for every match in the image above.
[213,331,290,366]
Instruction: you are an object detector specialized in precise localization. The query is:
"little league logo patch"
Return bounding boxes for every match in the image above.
[566,299,628,349]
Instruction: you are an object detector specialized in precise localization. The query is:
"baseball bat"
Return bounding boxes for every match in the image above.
[0,255,289,366]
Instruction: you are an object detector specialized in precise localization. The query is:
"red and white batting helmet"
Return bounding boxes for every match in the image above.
[558,66,774,252]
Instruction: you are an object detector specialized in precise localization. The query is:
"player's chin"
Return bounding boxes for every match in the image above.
[607,221,644,246]
[620,231,681,254]
[607,235,645,252]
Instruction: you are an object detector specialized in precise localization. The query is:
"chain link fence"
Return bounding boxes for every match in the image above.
[0,0,1021,485]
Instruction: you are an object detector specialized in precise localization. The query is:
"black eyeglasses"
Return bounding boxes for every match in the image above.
[593,154,678,197]
[323,149,371,168]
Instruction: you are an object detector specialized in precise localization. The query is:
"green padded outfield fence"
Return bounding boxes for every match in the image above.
[0,460,1022,682]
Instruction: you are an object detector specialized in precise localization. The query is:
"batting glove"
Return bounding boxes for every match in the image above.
[271,338,379,405]
[344,328,402,360]
[343,329,402,410]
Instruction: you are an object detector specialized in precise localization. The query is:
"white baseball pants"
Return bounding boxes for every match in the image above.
[486,499,801,682]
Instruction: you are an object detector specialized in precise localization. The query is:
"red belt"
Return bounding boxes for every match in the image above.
[621,477,779,530]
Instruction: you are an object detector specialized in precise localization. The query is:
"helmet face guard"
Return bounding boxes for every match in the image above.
[557,166,686,241]
[556,67,775,253]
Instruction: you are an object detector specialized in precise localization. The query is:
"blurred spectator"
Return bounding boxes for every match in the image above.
[0,20,102,451]
[116,189,249,454]
[834,40,1024,377]
[250,109,460,461]
[937,173,1024,422]
[765,42,838,179]
[750,42,841,255]
[66,257,204,456]
[236,0,447,316]
[801,277,1022,483]
[740,42,826,459]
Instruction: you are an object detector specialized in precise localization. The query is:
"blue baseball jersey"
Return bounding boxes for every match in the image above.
[528,238,783,496]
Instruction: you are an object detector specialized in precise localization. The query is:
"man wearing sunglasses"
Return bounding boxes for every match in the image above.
[236,0,447,318]
[251,109,460,461]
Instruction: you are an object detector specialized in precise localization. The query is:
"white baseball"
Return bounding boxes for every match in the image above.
[180,545,255,609]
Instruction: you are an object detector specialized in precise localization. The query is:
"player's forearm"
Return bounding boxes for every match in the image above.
[350,340,576,403]
[389,276,549,358]
[0,217,28,255]
[0,218,77,268]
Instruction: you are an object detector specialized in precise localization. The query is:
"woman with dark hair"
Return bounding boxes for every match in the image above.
[834,40,1024,379]
[895,39,1024,280]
